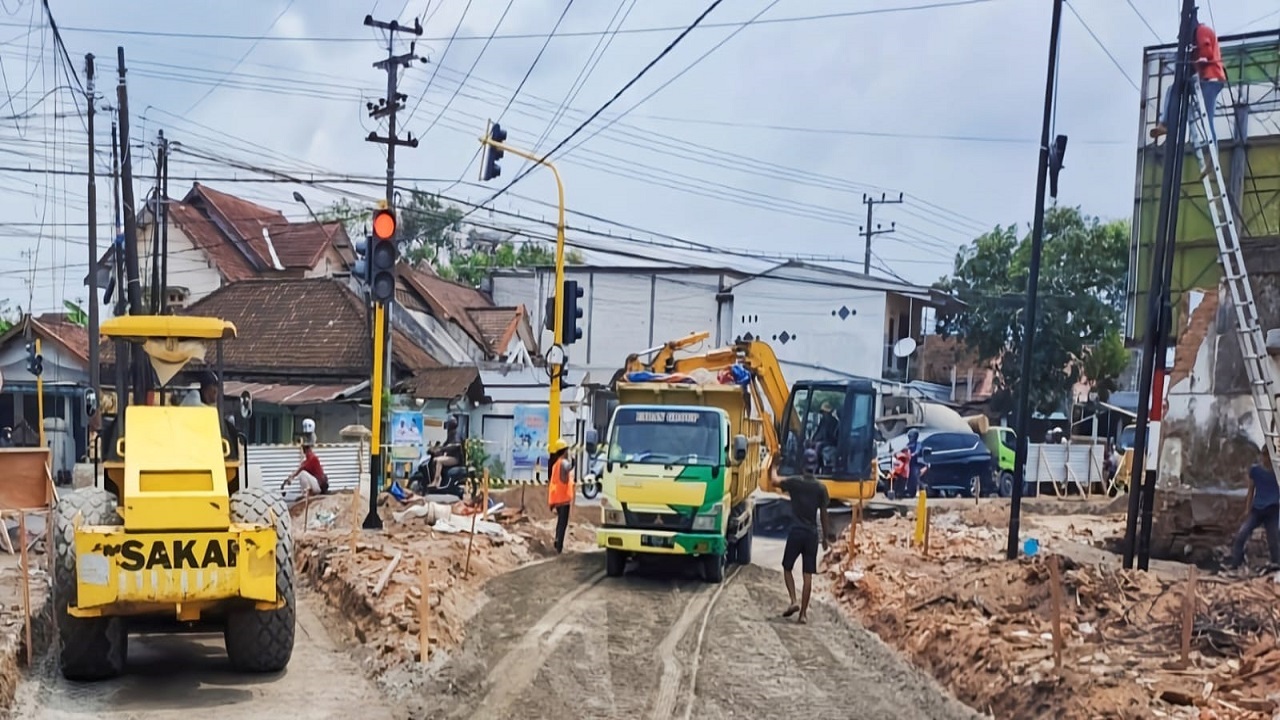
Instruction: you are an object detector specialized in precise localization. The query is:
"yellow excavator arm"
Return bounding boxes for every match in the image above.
[619,332,789,458]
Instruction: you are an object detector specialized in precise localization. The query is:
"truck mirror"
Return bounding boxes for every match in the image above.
[239,391,253,419]
[732,434,748,462]
[921,447,933,462]
[84,389,98,418]
[584,427,599,453]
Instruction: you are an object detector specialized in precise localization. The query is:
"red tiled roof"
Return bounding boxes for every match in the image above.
[400,264,490,346]
[404,366,483,401]
[25,314,89,363]
[466,306,524,354]
[188,183,286,269]
[180,277,440,377]
[224,380,355,406]
[168,201,259,282]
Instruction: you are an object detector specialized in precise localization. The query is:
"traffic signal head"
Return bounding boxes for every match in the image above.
[481,123,508,182]
[352,235,369,284]
[368,208,398,304]
[560,279,584,345]
[25,341,42,377]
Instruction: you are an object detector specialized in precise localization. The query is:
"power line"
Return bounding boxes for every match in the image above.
[417,0,514,139]
[1123,0,1161,40]
[0,1,1004,44]
[402,0,473,127]
[1064,0,1140,92]
[497,0,574,120]
[185,0,297,113]
[466,0,728,217]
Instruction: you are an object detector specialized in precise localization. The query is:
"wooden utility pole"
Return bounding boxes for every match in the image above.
[85,53,99,396]
[116,46,145,406]
[159,132,170,313]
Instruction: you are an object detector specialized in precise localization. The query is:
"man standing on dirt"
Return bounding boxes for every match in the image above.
[547,437,574,553]
[1227,445,1280,570]
[770,456,832,624]
[282,444,330,502]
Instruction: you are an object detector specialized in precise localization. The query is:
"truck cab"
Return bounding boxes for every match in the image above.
[593,384,757,583]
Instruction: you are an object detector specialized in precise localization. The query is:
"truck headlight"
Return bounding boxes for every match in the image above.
[692,505,722,531]
[603,509,624,526]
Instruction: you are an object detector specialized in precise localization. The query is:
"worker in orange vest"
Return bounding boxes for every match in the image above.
[547,437,575,553]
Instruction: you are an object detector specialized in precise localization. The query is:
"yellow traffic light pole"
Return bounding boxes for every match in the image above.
[478,135,567,441]
[35,339,45,449]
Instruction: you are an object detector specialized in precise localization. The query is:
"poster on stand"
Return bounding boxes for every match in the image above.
[390,411,424,447]
[512,405,549,470]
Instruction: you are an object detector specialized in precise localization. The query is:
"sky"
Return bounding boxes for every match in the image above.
[0,0,1276,314]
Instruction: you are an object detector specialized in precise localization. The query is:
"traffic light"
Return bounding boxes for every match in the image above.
[352,234,369,285]
[481,123,507,182]
[1048,134,1068,199]
[369,207,398,304]
[560,279,584,345]
[25,341,42,377]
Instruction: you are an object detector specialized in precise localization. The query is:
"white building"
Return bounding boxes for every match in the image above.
[489,245,954,385]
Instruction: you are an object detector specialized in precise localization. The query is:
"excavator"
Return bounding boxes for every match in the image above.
[593,332,878,581]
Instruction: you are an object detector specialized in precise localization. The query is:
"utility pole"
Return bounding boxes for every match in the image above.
[361,14,424,531]
[150,132,163,314]
[111,118,126,413]
[85,53,99,398]
[1006,0,1064,560]
[116,46,146,407]
[1127,0,1198,570]
[860,192,902,275]
[159,131,170,314]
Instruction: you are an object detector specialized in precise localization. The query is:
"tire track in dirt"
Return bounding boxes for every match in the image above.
[646,570,728,720]
[470,571,605,720]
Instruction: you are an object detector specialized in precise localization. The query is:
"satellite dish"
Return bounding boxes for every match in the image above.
[892,337,918,358]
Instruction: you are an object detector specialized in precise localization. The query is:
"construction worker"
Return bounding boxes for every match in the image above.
[769,455,831,624]
[1151,21,1225,142]
[547,438,574,553]
[282,444,330,502]
[1227,445,1280,570]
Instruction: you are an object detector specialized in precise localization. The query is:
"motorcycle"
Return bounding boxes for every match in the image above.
[580,453,604,500]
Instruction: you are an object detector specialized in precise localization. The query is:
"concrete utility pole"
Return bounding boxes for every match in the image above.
[1006,0,1064,561]
[160,131,170,313]
[116,46,148,406]
[85,53,99,397]
[361,14,424,532]
[860,192,902,275]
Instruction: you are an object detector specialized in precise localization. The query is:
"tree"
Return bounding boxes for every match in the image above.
[934,206,1129,416]
[319,188,583,288]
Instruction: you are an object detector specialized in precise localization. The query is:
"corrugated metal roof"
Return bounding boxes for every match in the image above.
[226,381,359,406]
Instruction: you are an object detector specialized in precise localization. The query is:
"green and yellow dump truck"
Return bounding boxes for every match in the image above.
[590,380,761,583]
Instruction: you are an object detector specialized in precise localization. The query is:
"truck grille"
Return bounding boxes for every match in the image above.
[622,508,693,532]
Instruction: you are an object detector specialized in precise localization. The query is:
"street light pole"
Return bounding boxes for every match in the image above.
[478,135,567,441]
[1007,0,1063,560]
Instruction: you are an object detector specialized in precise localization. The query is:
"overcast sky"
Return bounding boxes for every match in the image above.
[0,0,1276,313]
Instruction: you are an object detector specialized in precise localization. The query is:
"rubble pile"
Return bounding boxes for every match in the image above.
[827,509,1280,719]
[291,488,595,675]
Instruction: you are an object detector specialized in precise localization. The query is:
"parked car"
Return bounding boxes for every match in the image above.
[878,430,998,498]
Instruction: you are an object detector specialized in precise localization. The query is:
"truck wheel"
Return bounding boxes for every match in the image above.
[224,487,296,673]
[998,472,1015,498]
[701,553,725,584]
[54,488,127,681]
[734,530,753,566]
[605,548,625,577]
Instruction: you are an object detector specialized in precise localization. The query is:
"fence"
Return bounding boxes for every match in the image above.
[246,442,369,502]
[1024,442,1110,494]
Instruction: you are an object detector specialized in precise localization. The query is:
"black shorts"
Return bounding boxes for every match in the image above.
[782,528,819,574]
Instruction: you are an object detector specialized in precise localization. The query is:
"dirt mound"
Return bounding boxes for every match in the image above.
[828,508,1280,719]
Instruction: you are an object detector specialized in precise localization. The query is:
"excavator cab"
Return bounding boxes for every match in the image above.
[777,379,878,501]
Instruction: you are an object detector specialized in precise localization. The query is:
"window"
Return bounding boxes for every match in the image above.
[246,413,284,445]
[607,408,722,466]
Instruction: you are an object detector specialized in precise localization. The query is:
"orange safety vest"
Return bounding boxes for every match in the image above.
[548,457,574,507]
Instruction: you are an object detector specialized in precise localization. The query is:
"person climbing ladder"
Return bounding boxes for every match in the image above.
[1151,20,1225,143]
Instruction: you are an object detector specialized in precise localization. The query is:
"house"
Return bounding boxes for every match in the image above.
[0,313,94,476]
[395,263,537,365]
[89,183,352,310]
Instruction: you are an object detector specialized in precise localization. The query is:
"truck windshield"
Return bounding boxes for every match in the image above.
[608,408,722,466]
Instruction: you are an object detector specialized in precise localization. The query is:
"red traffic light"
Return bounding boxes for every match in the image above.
[372,208,396,241]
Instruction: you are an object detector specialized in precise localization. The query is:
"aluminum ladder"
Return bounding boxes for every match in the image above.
[1184,77,1280,474]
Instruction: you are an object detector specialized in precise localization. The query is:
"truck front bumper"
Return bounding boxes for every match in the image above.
[597,527,726,556]
[70,524,279,617]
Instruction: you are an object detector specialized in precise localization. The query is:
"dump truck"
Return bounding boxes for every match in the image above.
[591,333,878,582]
[53,315,294,680]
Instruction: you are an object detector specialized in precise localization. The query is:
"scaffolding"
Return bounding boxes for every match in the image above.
[1126,29,1280,343]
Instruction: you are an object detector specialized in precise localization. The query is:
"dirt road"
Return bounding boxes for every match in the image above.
[10,595,395,720]
[405,552,980,720]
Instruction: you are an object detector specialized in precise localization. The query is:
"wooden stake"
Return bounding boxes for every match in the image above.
[481,468,490,522]
[464,505,478,579]
[419,556,430,662]
[1048,555,1064,671]
[1181,564,1198,665]
[372,550,402,597]
[19,512,31,667]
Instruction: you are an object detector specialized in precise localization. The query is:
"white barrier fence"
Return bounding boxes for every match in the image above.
[1024,442,1110,493]
[246,442,370,502]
